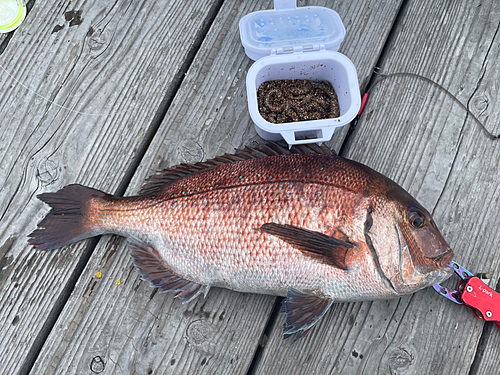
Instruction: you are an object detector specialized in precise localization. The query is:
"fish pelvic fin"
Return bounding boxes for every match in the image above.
[282,288,333,342]
[256,223,354,270]
[29,184,110,250]
[129,241,209,303]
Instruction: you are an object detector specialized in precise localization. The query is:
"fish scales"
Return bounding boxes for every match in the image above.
[97,182,388,300]
[144,154,384,200]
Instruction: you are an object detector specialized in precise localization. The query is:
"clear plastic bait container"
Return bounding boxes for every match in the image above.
[239,0,361,145]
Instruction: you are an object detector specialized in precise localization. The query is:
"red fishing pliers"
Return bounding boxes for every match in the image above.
[433,261,500,331]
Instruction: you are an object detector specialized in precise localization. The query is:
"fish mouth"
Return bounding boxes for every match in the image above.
[433,250,454,269]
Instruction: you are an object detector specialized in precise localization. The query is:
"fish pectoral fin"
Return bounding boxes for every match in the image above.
[129,241,209,303]
[282,288,333,340]
[256,223,353,270]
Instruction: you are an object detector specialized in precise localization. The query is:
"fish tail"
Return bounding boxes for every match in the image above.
[29,184,112,251]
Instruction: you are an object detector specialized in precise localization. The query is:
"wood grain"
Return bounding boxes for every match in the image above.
[0,0,221,373]
[255,1,500,374]
[29,0,403,374]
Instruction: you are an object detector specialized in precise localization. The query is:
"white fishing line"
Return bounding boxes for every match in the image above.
[0,62,102,117]
[368,71,499,140]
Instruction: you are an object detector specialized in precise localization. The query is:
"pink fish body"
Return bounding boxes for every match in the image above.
[30,144,453,338]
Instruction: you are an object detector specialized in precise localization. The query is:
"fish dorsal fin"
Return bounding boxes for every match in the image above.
[256,223,353,270]
[138,142,336,195]
[129,241,209,303]
[282,288,333,340]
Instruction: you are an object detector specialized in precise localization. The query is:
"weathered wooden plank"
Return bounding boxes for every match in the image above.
[255,1,500,374]
[0,0,222,374]
[472,319,500,374]
[28,1,403,374]
[458,2,500,371]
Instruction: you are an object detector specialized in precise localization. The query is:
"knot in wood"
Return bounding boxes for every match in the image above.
[36,159,59,186]
[387,346,414,372]
[90,356,105,373]
[472,95,489,115]
[185,319,217,356]
[87,29,111,56]
[176,140,204,165]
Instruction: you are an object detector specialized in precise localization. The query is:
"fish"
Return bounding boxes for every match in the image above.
[29,143,454,339]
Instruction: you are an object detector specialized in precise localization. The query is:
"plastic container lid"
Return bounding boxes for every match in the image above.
[239,0,346,61]
[0,0,26,34]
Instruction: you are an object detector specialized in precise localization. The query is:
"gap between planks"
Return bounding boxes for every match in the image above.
[338,0,409,157]
[244,1,408,374]
[337,1,500,374]
[114,0,225,197]
[249,1,500,374]
[14,1,225,374]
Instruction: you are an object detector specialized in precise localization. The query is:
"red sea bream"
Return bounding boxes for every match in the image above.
[29,144,454,338]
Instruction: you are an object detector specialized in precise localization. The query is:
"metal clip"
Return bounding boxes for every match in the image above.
[433,261,500,331]
[433,261,474,304]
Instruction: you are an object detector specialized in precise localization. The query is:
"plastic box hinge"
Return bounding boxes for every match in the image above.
[274,0,297,11]
[271,44,326,55]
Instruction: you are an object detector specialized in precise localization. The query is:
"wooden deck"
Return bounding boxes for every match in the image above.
[1,0,499,374]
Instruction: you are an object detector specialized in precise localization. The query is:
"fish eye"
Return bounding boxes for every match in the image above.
[408,210,426,228]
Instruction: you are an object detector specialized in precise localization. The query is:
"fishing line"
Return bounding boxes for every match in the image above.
[0,62,102,117]
[366,71,500,140]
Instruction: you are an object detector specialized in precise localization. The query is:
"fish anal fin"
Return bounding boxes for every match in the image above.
[129,242,208,303]
[282,288,333,340]
[257,223,354,270]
